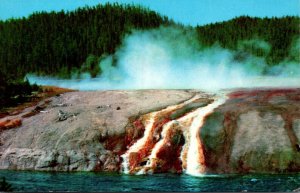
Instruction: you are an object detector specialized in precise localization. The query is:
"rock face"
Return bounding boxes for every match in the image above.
[0,88,299,174]
[201,89,300,173]
[0,90,199,171]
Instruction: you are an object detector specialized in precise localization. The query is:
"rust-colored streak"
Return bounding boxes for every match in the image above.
[104,135,125,155]
[0,119,22,131]
[1,86,74,119]
[124,107,188,172]
[229,90,260,99]
[124,117,146,148]
[129,116,171,170]
[121,95,214,173]
[155,129,184,173]
[229,89,298,100]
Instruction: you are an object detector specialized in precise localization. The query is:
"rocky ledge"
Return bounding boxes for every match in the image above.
[0,89,299,174]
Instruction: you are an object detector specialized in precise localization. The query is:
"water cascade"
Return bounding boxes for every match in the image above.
[121,93,228,176]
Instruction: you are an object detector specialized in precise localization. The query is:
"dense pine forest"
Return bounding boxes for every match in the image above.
[0,3,299,108]
[197,16,300,65]
[0,3,171,79]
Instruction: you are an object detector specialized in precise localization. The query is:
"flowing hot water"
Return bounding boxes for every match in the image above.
[121,93,228,176]
[186,94,227,176]
[121,113,157,174]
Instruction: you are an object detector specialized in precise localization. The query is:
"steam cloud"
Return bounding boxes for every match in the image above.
[27,26,300,91]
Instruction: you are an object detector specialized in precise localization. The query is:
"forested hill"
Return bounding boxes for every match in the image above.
[0,3,299,80]
[0,3,171,79]
[197,16,300,65]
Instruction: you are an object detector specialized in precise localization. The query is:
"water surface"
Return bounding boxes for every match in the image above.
[0,170,299,192]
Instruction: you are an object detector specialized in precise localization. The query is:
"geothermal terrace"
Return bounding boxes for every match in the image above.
[0,89,299,175]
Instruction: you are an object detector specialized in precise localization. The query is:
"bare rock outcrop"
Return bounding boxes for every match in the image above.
[201,89,300,173]
[0,90,199,172]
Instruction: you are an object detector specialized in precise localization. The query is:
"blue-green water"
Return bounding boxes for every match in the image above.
[0,170,299,192]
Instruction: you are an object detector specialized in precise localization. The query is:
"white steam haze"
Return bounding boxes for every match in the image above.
[27,26,300,91]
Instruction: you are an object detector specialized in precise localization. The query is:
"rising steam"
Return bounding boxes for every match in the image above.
[27,26,300,91]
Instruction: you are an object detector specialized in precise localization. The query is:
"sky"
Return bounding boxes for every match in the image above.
[0,0,299,26]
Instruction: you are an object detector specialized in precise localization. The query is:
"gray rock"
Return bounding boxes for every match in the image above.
[0,90,197,172]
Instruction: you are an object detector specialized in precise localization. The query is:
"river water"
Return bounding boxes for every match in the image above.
[0,170,299,192]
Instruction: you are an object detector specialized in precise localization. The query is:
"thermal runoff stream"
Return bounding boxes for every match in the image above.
[121,93,228,176]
